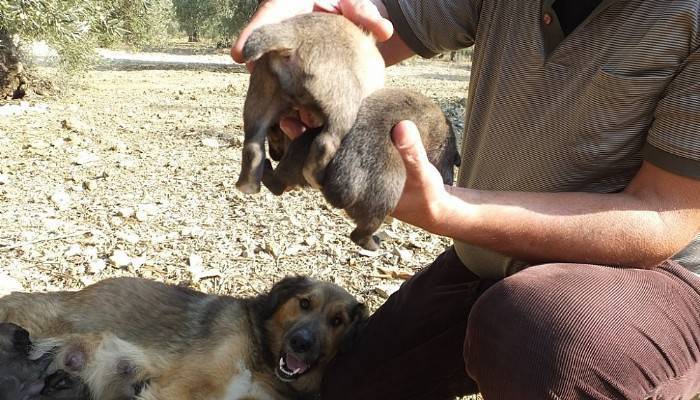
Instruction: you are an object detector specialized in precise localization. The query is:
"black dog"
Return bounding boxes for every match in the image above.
[0,322,89,400]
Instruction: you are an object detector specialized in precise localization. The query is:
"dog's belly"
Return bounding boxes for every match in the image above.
[222,362,277,400]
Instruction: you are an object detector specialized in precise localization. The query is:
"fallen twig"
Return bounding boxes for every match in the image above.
[0,231,91,252]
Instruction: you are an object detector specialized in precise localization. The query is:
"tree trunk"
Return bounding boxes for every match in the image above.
[0,29,26,99]
[188,30,199,42]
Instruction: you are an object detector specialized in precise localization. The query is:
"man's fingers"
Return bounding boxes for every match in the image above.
[392,121,430,175]
[339,0,394,41]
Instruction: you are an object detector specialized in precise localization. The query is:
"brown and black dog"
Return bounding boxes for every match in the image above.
[1,276,367,400]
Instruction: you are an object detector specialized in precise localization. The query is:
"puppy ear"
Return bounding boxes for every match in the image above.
[262,276,311,318]
[339,303,369,354]
[0,323,32,355]
[242,24,295,62]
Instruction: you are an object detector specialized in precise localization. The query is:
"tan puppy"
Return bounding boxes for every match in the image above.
[1,276,367,400]
[236,12,384,193]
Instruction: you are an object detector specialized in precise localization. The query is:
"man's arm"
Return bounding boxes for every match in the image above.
[391,122,700,268]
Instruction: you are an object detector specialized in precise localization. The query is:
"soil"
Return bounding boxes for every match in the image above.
[0,41,476,398]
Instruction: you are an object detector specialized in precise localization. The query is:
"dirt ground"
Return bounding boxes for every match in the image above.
[0,41,476,397]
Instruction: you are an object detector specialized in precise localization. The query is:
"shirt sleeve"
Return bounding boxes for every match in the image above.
[645,49,700,180]
[382,0,482,58]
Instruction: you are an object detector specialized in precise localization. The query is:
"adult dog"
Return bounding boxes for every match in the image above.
[0,276,367,400]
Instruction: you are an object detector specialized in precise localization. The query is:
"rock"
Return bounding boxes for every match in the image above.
[117,207,135,218]
[0,274,23,296]
[358,248,382,258]
[304,235,318,247]
[43,218,63,232]
[394,248,413,263]
[285,244,305,256]
[109,140,127,152]
[202,137,221,148]
[131,256,147,269]
[181,226,205,238]
[0,174,8,185]
[83,247,98,260]
[109,216,124,226]
[109,250,131,268]
[188,254,203,270]
[29,139,50,149]
[88,259,107,274]
[74,151,99,166]
[64,244,82,257]
[61,117,85,132]
[117,158,137,170]
[50,189,71,210]
[135,204,158,222]
[116,231,140,244]
[374,283,402,299]
[82,180,97,191]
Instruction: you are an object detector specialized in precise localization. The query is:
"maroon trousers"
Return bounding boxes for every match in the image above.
[322,248,700,399]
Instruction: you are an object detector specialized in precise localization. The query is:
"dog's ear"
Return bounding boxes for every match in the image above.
[339,302,369,354]
[0,323,32,355]
[262,276,312,318]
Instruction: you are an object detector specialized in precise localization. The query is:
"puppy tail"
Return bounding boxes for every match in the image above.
[242,24,296,62]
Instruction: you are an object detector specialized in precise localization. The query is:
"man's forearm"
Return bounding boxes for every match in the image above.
[434,187,696,268]
[370,0,416,65]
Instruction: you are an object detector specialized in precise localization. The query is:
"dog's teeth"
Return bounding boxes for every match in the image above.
[279,358,285,369]
[292,368,302,375]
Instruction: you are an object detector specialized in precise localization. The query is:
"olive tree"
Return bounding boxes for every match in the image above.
[0,0,172,99]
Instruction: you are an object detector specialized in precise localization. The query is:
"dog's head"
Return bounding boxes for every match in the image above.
[261,276,368,393]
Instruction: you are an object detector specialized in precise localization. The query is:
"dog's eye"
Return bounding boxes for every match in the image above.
[299,298,311,310]
[331,316,344,327]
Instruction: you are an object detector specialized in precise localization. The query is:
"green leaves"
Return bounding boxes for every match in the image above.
[172,0,257,43]
[0,0,174,70]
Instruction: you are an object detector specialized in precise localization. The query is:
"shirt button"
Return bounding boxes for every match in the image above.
[543,13,553,25]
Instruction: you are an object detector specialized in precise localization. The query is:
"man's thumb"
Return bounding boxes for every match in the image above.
[392,120,429,175]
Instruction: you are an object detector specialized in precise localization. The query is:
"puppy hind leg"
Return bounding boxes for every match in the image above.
[302,114,353,189]
[350,216,384,251]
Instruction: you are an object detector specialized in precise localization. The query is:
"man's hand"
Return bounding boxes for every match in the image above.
[231,0,393,65]
[390,121,455,233]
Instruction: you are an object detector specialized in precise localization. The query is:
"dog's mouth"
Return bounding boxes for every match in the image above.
[275,353,314,382]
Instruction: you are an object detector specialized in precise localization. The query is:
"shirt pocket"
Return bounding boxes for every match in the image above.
[568,68,674,171]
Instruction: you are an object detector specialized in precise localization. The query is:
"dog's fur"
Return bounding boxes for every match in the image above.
[236,12,385,193]
[263,88,460,250]
[0,322,90,400]
[1,276,367,400]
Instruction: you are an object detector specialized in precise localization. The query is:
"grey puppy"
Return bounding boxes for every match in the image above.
[236,12,384,194]
[0,322,90,400]
[263,88,460,250]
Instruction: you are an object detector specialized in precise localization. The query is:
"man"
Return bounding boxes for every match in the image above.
[233,1,700,398]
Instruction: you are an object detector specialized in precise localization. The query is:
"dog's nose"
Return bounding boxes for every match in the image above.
[289,329,314,353]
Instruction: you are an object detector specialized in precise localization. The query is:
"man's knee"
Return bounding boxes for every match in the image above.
[465,263,700,399]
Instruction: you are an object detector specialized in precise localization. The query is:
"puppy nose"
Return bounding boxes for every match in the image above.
[290,330,314,353]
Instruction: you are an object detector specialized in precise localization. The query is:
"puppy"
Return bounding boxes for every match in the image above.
[1,276,367,399]
[33,333,152,400]
[0,322,89,400]
[263,88,460,250]
[236,12,385,193]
